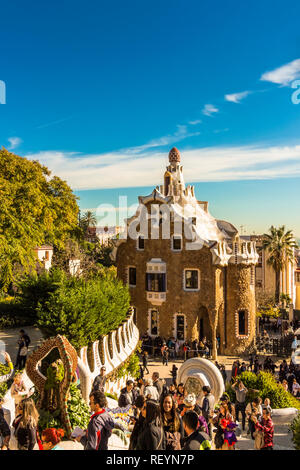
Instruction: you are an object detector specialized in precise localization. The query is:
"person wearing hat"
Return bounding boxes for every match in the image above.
[181,393,209,435]
[92,366,107,393]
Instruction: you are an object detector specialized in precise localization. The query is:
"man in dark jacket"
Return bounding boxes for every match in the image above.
[182,411,211,450]
[201,386,215,438]
[118,380,138,408]
[79,391,122,450]
[92,366,107,392]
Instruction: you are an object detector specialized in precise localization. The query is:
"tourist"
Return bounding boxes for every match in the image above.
[161,344,169,366]
[91,366,106,393]
[0,352,14,383]
[152,372,163,396]
[0,398,10,450]
[171,364,178,384]
[287,368,296,393]
[13,398,39,450]
[174,339,180,359]
[180,394,209,434]
[282,379,288,391]
[262,398,273,415]
[168,383,177,397]
[292,378,300,397]
[160,394,183,450]
[231,361,240,382]
[245,397,262,438]
[201,386,215,438]
[192,339,198,357]
[129,395,146,450]
[144,378,160,402]
[142,351,149,375]
[220,364,227,385]
[240,362,247,373]
[135,400,166,450]
[174,383,185,410]
[253,357,260,374]
[15,330,30,370]
[77,391,122,450]
[118,379,139,408]
[212,403,230,450]
[231,379,248,431]
[41,428,64,450]
[252,408,274,450]
[249,354,254,371]
[279,360,288,382]
[220,394,236,420]
[11,373,28,408]
[182,411,211,450]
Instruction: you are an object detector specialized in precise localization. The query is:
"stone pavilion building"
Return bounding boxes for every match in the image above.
[112,148,259,357]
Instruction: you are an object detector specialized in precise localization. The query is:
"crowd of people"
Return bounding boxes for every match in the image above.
[141,332,214,361]
[1,325,299,451]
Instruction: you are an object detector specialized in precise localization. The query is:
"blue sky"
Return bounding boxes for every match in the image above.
[1,0,300,237]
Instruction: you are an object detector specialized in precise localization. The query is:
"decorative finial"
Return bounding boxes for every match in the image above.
[168,147,181,163]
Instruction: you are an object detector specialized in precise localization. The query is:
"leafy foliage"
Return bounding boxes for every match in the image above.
[0,149,79,290]
[0,363,10,399]
[290,413,300,450]
[115,352,140,380]
[37,272,130,350]
[67,383,90,430]
[228,371,300,410]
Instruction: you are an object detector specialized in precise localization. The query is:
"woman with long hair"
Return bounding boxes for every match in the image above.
[41,428,64,450]
[14,398,39,450]
[213,403,237,450]
[129,395,146,450]
[160,394,184,450]
[135,400,166,450]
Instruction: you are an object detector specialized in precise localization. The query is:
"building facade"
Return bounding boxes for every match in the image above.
[112,148,259,356]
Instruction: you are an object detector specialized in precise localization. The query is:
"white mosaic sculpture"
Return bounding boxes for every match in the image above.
[177,357,225,403]
[77,309,140,402]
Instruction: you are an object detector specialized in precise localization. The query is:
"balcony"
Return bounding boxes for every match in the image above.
[146,291,166,305]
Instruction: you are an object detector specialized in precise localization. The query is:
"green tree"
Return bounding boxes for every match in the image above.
[0,149,79,290]
[79,210,97,234]
[37,273,130,350]
[262,226,298,303]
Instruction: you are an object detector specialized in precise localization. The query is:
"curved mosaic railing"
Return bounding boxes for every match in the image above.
[77,308,140,402]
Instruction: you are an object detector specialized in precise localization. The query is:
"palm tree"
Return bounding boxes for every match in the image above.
[80,211,97,231]
[262,225,298,303]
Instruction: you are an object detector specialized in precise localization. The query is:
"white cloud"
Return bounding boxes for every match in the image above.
[202,104,219,116]
[24,143,300,190]
[126,124,200,154]
[225,91,250,103]
[260,58,300,86]
[7,136,22,150]
[188,119,202,125]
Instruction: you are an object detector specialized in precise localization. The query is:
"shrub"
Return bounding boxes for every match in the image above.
[37,272,130,350]
[231,371,300,410]
[290,412,300,450]
[0,297,32,328]
[0,363,10,399]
